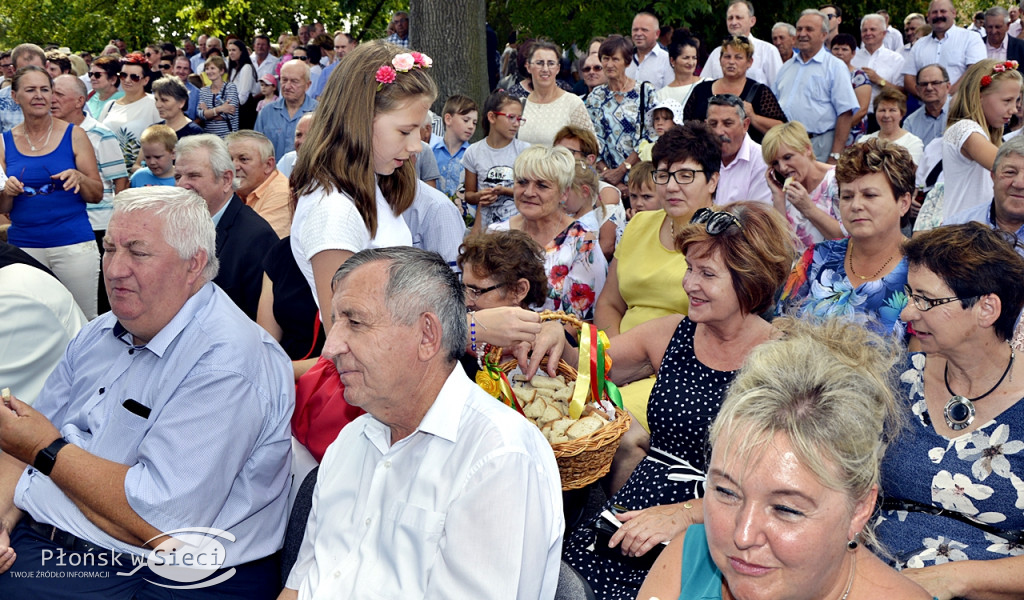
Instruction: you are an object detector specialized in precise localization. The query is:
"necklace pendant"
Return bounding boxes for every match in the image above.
[943,395,975,431]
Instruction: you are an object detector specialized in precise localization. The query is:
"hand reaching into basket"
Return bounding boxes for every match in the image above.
[607,500,703,557]
[512,320,567,379]
[471,307,543,348]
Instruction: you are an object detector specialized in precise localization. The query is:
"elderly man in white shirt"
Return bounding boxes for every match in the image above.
[625,12,674,88]
[701,0,783,87]
[706,95,771,206]
[902,0,986,96]
[281,247,564,600]
[851,14,904,124]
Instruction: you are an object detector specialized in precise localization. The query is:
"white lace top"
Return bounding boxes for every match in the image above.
[518,92,594,147]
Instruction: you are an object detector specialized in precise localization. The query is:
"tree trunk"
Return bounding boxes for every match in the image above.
[410,0,489,119]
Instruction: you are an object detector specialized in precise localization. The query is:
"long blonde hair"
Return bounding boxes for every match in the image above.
[291,41,438,236]
[949,58,1023,145]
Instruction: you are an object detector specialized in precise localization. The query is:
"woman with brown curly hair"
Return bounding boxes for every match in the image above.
[776,137,912,337]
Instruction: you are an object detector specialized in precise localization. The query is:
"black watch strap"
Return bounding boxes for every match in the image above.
[34,438,70,476]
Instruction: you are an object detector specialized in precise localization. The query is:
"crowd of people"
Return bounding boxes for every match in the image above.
[0,1,1023,598]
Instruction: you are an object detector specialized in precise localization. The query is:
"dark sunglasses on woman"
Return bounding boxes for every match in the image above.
[118,72,143,82]
[690,207,743,235]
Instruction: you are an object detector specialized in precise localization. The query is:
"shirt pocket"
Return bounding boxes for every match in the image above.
[379,501,447,588]
[88,399,151,463]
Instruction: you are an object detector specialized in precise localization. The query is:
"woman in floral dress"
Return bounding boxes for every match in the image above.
[879,223,1024,599]
[489,145,606,320]
[776,138,911,337]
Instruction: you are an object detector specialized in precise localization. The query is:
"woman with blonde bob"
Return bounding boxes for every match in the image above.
[488,145,607,321]
[639,317,931,600]
[290,41,437,314]
[918,59,1023,228]
[762,121,842,251]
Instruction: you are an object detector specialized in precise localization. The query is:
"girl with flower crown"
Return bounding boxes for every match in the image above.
[915,59,1023,231]
[289,42,436,314]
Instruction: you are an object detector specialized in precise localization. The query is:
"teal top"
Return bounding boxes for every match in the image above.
[677,525,723,600]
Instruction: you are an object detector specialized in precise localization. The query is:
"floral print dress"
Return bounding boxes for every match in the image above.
[775,238,908,337]
[489,220,607,320]
[876,353,1024,569]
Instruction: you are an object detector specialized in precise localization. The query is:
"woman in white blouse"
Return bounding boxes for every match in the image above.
[857,87,923,165]
[517,40,595,147]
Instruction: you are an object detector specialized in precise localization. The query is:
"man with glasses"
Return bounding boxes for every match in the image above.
[945,134,1024,251]
[0,52,14,88]
[902,0,985,97]
[0,44,46,133]
[903,64,950,147]
[773,10,860,163]
[705,95,771,205]
[820,4,842,48]
[625,12,673,89]
[702,0,783,87]
[385,11,410,48]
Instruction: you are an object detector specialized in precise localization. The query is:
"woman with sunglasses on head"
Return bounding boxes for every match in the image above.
[99,53,161,171]
[560,201,796,600]
[516,40,595,148]
[197,55,239,138]
[876,223,1024,600]
[777,138,912,338]
[1,66,103,319]
[682,35,786,144]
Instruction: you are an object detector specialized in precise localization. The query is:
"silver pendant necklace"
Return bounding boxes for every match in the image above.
[26,118,54,151]
[943,348,1014,431]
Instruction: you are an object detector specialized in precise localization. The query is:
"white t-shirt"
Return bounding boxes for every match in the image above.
[99,95,161,168]
[291,183,412,309]
[941,119,993,220]
[462,138,531,227]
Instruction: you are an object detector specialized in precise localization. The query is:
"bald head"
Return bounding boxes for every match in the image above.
[51,74,88,122]
[632,13,660,54]
[280,60,311,107]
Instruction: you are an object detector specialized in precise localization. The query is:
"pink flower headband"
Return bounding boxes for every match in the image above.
[375,51,432,90]
[981,61,1019,88]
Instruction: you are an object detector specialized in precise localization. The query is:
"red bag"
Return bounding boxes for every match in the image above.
[291,356,364,462]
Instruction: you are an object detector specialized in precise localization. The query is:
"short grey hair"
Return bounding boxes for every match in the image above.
[860,13,887,29]
[800,9,830,34]
[112,187,219,281]
[917,63,949,82]
[994,133,1024,170]
[514,146,576,194]
[176,134,235,180]
[226,130,276,163]
[772,22,796,36]
[985,6,1011,23]
[728,0,754,17]
[707,93,747,120]
[54,73,87,98]
[332,247,467,362]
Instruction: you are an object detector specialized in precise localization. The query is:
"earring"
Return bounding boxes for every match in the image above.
[847,532,860,550]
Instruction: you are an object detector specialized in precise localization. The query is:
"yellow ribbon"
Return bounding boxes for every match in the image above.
[571,324,593,419]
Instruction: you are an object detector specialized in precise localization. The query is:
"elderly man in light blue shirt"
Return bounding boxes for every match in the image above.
[902,64,951,147]
[945,133,1024,249]
[255,60,318,159]
[773,9,860,163]
[0,187,293,598]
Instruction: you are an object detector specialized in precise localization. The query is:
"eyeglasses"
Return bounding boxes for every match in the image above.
[462,282,503,300]
[20,183,58,197]
[690,207,742,235]
[144,51,156,57]
[917,79,949,88]
[292,55,309,61]
[652,168,705,185]
[582,65,603,73]
[118,72,144,82]
[532,60,559,69]
[88,71,105,79]
[825,13,839,20]
[903,285,979,311]
[0,63,12,69]
[159,63,172,70]
[494,112,526,123]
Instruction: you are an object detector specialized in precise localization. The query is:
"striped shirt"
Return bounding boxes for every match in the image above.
[79,115,128,231]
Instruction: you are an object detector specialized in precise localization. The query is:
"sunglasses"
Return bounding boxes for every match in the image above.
[159,63,172,70]
[582,65,603,73]
[292,55,309,61]
[690,207,743,235]
[21,183,58,197]
[118,72,144,82]
[88,71,106,79]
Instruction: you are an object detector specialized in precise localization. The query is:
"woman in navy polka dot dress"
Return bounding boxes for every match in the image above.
[561,201,796,599]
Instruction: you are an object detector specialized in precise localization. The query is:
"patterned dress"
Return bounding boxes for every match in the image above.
[562,318,737,600]
[876,353,1024,569]
[586,82,658,169]
[775,238,908,338]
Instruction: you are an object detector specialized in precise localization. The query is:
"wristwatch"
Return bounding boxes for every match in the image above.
[623,162,632,171]
[829,152,841,160]
[879,79,887,88]
[34,438,70,476]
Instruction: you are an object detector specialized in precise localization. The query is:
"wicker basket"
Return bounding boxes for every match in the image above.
[498,355,631,490]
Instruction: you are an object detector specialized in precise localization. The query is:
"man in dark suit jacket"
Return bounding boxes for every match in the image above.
[174,135,277,320]
[985,7,1024,71]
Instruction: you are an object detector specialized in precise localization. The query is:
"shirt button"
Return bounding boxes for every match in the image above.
[384,460,391,469]
[334,570,341,578]
[365,518,372,526]
[128,348,135,355]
